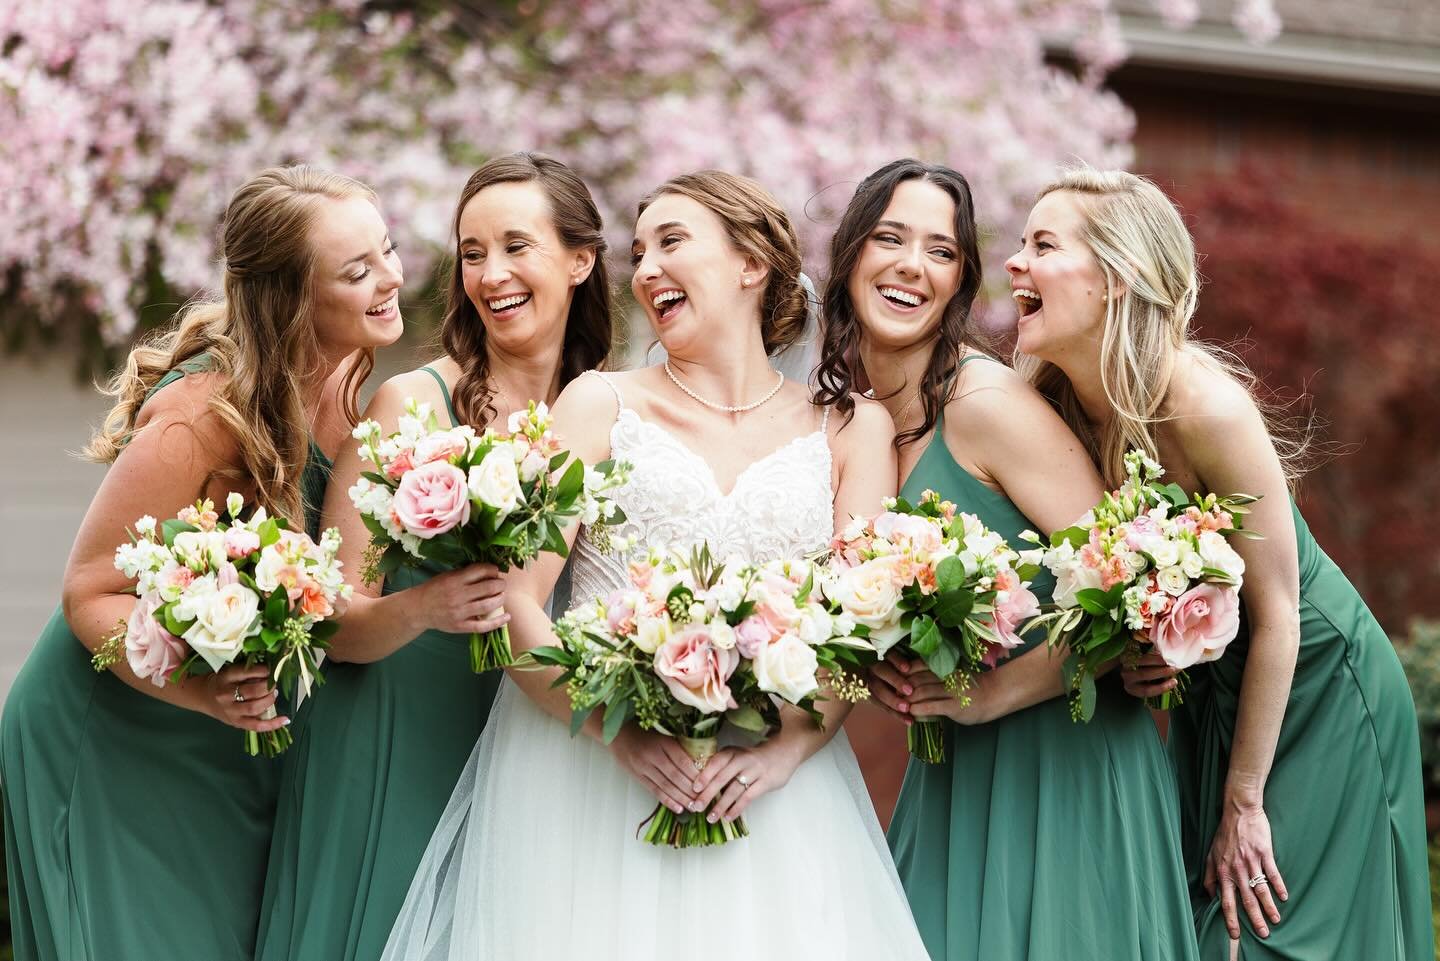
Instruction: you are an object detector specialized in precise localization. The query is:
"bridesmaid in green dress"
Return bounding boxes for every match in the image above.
[256,152,614,961]
[814,159,1200,961]
[1011,169,1433,959]
[0,165,403,961]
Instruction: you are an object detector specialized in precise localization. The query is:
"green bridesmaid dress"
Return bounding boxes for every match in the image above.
[1168,502,1433,958]
[256,367,502,961]
[1,354,332,961]
[886,358,1200,961]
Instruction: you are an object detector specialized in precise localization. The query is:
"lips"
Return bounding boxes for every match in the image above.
[487,292,532,316]
[366,295,398,316]
[877,285,927,311]
[651,288,687,322]
[1012,288,1042,317]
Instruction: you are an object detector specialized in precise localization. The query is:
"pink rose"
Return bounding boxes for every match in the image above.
[734,616,771,658]
[1151,583,1240,670]
[414,431,468,465]
[384,449,416,480]
[1124,515,1163,553]
[653,624,739,713]
[125,592,189,687]
[872,512,942,552]
[391,461,471,538]
[606,589,638,637]
[223,527,260,559]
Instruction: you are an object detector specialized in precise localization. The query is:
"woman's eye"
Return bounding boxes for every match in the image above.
[1036,240,1054,252]
[660,234,682,249]
[347,269,369,284]
[385,241,400,256]
[506,243,527,255]
[874,232,901,245]
[629,251,643,266]
[930,248,956,261]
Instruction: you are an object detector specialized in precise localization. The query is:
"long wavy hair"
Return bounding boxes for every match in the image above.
[813,159,984,447]
[438,152,614,427]
[85,164,378,523]
[638,170,809,356]
[1013,168,1314,488]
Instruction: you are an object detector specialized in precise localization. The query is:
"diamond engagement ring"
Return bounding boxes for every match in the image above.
[1247,874,1268,889]
[736,775,752,790]
[233,685,245,703]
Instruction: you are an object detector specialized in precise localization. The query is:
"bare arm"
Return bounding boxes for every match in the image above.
[60,375,287,731]
[322,372,509,664]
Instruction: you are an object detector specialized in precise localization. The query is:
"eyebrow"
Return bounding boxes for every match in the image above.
[1019,228,1058,244]
[630,220,689,251]
[877,220,957,246]
[340,235,391,270]
[458,228,538,247]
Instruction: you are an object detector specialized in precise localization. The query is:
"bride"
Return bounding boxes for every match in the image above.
[383,170,931,960]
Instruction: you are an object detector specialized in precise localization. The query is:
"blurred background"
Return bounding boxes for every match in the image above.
[2,0,1438,954]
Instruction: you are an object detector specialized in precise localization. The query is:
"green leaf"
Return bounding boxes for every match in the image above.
[555,458,584,501]
[162,605,192,638]
[1052,525,1088,549]
[1077,670,1098,721]
[1075,588,1114,617]
[377,546,406,576]
[308,620,339,641]
[933,588,974,628]
[541,521,568,556]
[265,588,288,626]
[359,471,391,486]
[260,626,283,647]
[160,518,198,546]
[921,633,961,680]
[726,705,767,733]
[602,697,633,743]
[359,512,389,541]
[908,615,942,656]
[256,518,281,549]
[1155,482,1190,508]
[418,537,467,568]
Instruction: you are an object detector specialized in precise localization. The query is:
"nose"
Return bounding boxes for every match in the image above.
[1005,248,1027,277]
[480,255,512,288]
[896,243,923,278]
[633,249,661,287]
[379,252,403,291]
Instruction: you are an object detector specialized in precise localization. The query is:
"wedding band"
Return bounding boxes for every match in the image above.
[736,775,752,789]
[233,685,245,703]
[1247,874,1268,889]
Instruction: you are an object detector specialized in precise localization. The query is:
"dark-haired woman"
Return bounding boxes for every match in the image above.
[821,159,1199,961]
[256,152,614,961]
[1,165,402,961]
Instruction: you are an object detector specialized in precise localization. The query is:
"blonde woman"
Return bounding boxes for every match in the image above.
[0,166,402,961]
[1009,168,1433,959]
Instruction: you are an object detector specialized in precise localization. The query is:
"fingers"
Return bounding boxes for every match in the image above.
[234,678,273,703]
[1263,851,1289,903]
[903,679,953,704]
[1236,869,1271,938]
[1122,675,1177,698]
[1134,650,1170,668]
[214,663,270,684]
[691,752,739,810]
[1218,874,1241,940]
[1252,876,1281,928]
[458,562,502,581]
[708,770,759,823]
[640,772,691,814]
[651,740,703,801]
[1202,852,1218,898]
[870,662,911,697]
[885,651,914,673]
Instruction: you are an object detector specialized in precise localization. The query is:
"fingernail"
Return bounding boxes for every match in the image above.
[669,803,682,813]
[281,718,292,727]
[898,702,909,712]
[901,685,913,696]
[689,801,703,812]
[693,781,703,792]
[706,813,717,823]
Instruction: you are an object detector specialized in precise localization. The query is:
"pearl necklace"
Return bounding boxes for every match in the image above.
[664,361,785,414]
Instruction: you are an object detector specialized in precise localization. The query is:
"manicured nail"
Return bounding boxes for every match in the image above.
[689,801,703,812]
[693,781,703,792]
[281,718,292,727]
[707,813,718,823]
[901,684,913,696]
[898,702,909,712]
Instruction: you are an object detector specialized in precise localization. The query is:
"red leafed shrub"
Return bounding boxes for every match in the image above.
[1173,171,1440,632]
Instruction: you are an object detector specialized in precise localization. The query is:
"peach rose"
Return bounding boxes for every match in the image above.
[653,623,739,714]
[125,592,189,687]
[392,461,471,538]
[1151,583,1240,670]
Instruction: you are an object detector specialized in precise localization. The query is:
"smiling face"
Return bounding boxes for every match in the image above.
[309,195,405,355]
[846,178,964,353]
[1005,190,1110,361]
[630,192,764,353]
[458,180,594,356]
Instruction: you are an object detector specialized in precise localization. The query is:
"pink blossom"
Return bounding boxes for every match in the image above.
[653,623,739,713]
[223,527,259,559]
[391,460,471,538]
[384,449,416,480]
[125,591,189,686]
[605,589,637,637]
[413,431,468,465]
[1151,583,1240,670]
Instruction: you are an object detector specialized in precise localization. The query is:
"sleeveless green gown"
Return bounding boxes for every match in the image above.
[256,367,502,961]
[1168,502,1433,958]
[1,354,332,961]
[886,359,1200,961]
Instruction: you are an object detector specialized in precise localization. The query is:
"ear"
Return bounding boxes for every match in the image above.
[739,253,769,291]
[569,246,597,287]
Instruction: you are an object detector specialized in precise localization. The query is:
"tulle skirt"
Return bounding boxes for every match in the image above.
[382,680,931,961]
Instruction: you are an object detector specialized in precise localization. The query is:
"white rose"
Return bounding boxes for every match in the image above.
[183,583,261,670]
[172,530,226,571]
[1120,547,1150,575]
[751,632,820,704]
[254,547,296,595]
[1181,549,1205,578]
[1051,559,1104,609]
[519,448,549,483]
[1149,539,1182,568]
[797,603,833,644]
[1197,531,1246,581]
[633,614,672,655]
[709,621,737,651]
[468,448,523,517]
[827,557,906,655]
[1156,565,1190,597]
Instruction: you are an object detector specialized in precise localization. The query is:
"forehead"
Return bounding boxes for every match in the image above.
[634,192,722,237]
[1026,190,1089,234]
[878,179,956,234]
[459,180,554,238]
[309,195,385,268]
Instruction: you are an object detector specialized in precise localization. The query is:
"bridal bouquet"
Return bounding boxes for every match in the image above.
[529,545,876,848]
[97,494,349,756]
[349,398,629,672]
[828,490,1044,763]
[1029,450,1257,721]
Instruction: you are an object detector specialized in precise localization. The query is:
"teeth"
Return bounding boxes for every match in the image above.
[652,290,685,309]
[1012,289,1042,303]
[879,286,922,306]
[366,295,396,315]
[487,293,530,311]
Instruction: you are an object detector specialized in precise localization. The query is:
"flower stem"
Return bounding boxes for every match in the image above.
[470,624,514,673]
[1143,669,1190,712]
[906,717,947,764]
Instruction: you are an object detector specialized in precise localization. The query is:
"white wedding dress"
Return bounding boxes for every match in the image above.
[382,372,930,961]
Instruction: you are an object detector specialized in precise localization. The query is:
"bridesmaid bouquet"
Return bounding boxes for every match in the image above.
[348,398,629,673]
[529,544,876,848]
[97,493,350,756]
[1030,450,1257,721]
[827,490,1044,764]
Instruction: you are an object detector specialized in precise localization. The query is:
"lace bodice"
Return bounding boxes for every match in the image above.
[568,372,834,605]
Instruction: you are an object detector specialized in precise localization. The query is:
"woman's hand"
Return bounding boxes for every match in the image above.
[867,651,919,722]
[868,651,1005,726]
[419,563,510,635]
[606,727,701,814]
[1120,649,1180,700]
[689,741,802,823]
[1204,799,1288,939]
[204,663,290,732]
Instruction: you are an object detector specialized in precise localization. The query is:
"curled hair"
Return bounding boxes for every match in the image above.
[85,165,378,524]
[1013,168,1315,488]
[813,159,984,447]
[438,152,614,427]
[638,171,807,355]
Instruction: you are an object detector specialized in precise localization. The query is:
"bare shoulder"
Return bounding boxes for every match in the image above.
[554,368,625,417]
[130,370,241,464]
[832,391,895,449]
[1167,351,1266,446]
[944,357,1056,437]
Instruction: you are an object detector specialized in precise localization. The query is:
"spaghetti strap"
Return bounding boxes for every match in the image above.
[420,366,461,428]
[938,352,1000,432]
[584,369,625,408]
[819,404,830,433]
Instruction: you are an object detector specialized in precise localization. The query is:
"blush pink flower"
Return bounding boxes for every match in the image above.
[1151,583,1240,670]
[297,575,333,618]
[223,527,260,559]
[653,623,739,713]
[391,461,471,538]
[384,449,416,480]
[414,431,468,465]
[125,591,189,687]
[605,589,638,637]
